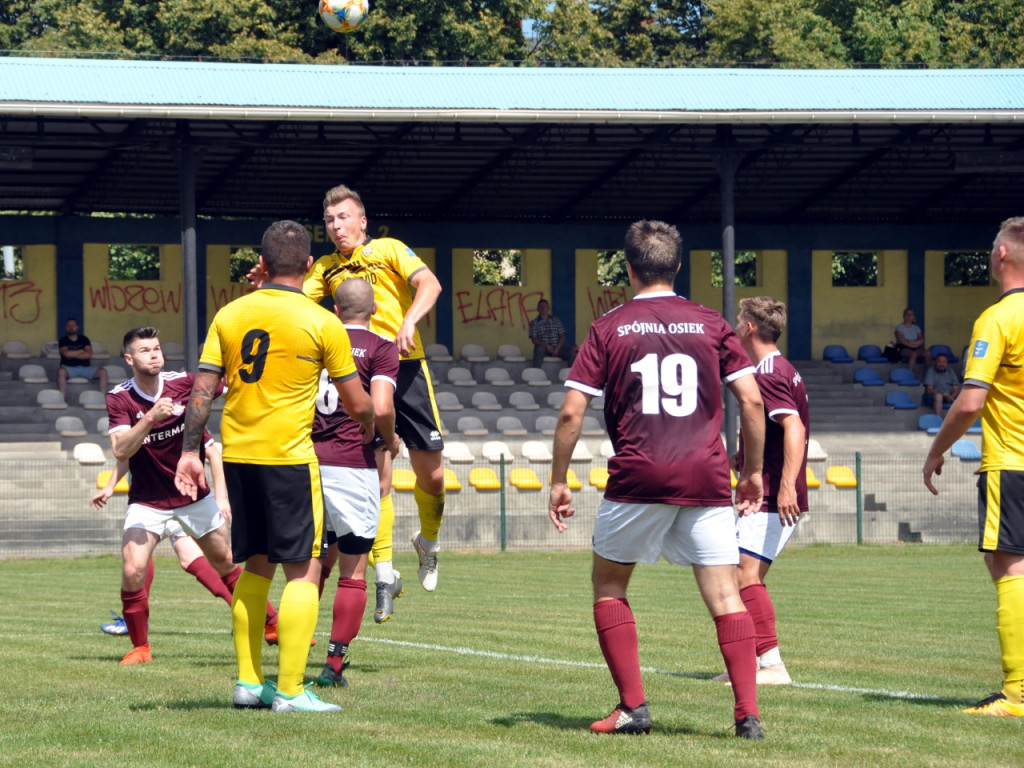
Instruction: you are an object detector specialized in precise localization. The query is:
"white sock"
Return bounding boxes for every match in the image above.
[759,647,782,667]
[375,561,394,585]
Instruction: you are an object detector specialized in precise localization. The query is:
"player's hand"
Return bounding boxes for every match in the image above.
[90,488,113,509]
[734,470,763,516]
[358,420,374,444]
[246,264,268,288]
[923,453,944,496]
[174,451,208,501]
[548,482,574,533]
[776,484,801,526]
[215,493,232,526]
[396,318,417,358]
[385,433,400,459]
[148,397,176,423]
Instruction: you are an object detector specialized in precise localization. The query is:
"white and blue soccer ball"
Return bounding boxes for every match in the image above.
[319,0,369,33]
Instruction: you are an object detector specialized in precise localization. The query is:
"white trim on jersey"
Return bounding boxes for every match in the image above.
[565,380,603,397]
[723,366,756,384]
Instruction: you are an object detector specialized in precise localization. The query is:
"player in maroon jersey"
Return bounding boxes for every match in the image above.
[549,220,767,739]
[105,327,275,665]
[712,296,809,687]
[312,278,400,688]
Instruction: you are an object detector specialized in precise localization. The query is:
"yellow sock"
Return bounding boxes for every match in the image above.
[371,494,395,564]
[276,580,320,697]
[996,575,1024,705]
[232,571,271,685]
[414,485,445,542]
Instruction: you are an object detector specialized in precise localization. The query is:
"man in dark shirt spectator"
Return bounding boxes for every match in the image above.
[528,299,575,368]
[58,317,108,395]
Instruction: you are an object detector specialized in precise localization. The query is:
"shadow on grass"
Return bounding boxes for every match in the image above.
[861,692,978,708]
[490,710,703,736]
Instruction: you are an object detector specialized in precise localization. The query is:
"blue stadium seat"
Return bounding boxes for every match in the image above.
[951,439,981,461]
[929,344,959,364]
[853,368,885,386]
[857,344,888,363]
[890,368,921,386]
[823,344,854,363]
[885,391,918,410]
[917,414,942,433]
[967,417,982,435]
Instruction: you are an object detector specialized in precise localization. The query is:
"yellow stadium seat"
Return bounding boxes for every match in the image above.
[95,470,130,493]
[443,468,462,492]
[392,468,417,492]
[549,469,582,490]
[510,468,543,490]
[730,469,737,488]
[469,467,502,490]
[589,467,609,490]
[806,466,821,489]
[825,464,857,488]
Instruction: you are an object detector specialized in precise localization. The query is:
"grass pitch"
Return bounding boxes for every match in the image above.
[0,544,1020,767]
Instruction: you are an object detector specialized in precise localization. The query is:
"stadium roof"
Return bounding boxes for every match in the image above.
[2,57,1024,223]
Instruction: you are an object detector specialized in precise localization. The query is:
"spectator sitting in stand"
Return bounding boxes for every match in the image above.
[922,353,961,416]
[894,308,931,372]
[528,299,575,368]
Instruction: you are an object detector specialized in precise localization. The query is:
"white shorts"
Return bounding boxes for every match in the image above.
[593,500,739,567]
[123,494,224,540]
[736,511,798,564]
[320,464,380,540]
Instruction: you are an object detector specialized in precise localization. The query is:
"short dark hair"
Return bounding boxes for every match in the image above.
[122,326,159,354]
[261,220,310,278]
[624,220,681,286]
[739,296,786,343]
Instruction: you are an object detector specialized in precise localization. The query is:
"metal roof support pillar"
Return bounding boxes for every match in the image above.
[712,127,744,457]
[178,146,201,372]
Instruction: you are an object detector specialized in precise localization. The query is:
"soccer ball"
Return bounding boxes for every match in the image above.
[319,0,369,33]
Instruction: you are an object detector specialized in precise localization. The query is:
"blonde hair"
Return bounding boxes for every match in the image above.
[323,184,365,215]
[739,296,786,343]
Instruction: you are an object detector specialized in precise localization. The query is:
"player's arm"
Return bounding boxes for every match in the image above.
[371,378,398,456]
[205,439,231,525]
[923,384,987,495]
[175,369,221,499]
[728,372,765,515]
[396,268,442,357]
[334,375,374,442]
[109,397,176,462]
[775,412,805,526]
[91,458,128,509]
[549,387,590,532]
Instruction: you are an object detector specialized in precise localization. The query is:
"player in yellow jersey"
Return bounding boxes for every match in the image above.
[176,220,373,714]
[924,216,1024,717]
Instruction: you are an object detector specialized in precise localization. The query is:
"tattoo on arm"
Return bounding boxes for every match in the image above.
[183,371,219,452]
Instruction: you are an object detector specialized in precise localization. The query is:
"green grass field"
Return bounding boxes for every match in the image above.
[0,544,1020,767]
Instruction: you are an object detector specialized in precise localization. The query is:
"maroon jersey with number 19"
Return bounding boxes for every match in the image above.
[566,291,754,507]
[312,325,400,469]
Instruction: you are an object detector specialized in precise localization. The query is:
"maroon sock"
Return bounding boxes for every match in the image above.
[143,558,155,596]
[740,583,778,657]
[593,599,645,709]
[185,556,233,605]
[715,611,758,721]
[329,577,367,648]
[121,587,149,647]
[318,563,333,599]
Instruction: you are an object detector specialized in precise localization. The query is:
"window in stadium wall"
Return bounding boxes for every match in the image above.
[711,251,759,287]
[230,246,260,283]
[943,251,990,286]
[473,249,522,286]
[831,252,878,287]
[1,245,24,280]
[597,250,629,286]
[108,244,161,280]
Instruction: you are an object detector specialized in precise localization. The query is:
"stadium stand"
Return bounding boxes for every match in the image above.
[96,416,109,434]
[496,344,526,363]
[425,344,454,362]
[853,368,885,386]
[456,416,489,437]
[589,467,609,490]
[823,345,855,363]
[806,438,827,461]
[2,340,32,359]
[509,392,540,411]
[857,344,889,363]
[890,369,921,386]
[443,441,475,463]
[967,418,982,435]
[482,440,515,464]
[535,415,557,436]
[89,341,111,360]
[570,442,594,462]
[41,341,60,359]
[55,416,87,437]
[599,439,614,458]
[522,367,551,387]
[161,341,185,360]
[96,469,130,493]
[460,344,490,363]
[952,439,981,461]
[885,391,918,410]
[550,468,582,490]
[589,396,605,410]
[103,365,128,384]
[447,367,477,387]
[436,392,463,412]
[443,468,462,491]
[522,440,553,463]
[497,416,528,437]
[580,416,605,436]
[918,414,943,434]
[928,344,959,364]
[557,367,571,382]
[73,442,107,465]
[79,391,106,410]
[547,392,565,410]
[392,468,417,491]
[805,466,822,489]
[18,364,48,384]
[471,391,502,411]
[483,367,515,387]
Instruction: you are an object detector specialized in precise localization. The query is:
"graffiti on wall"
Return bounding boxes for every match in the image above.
[209,283,256,312]
[454,287,544,329]
[88,278,182,314]
[0,280,43,324]
[584,286,630,321]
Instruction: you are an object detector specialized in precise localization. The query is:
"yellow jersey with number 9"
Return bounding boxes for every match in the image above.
[199,283,357,464]
[303,237,428,361]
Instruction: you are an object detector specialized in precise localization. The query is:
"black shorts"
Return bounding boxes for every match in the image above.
[977,470,1024,554]
[224,462,325,564]
[395,358,445,452]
